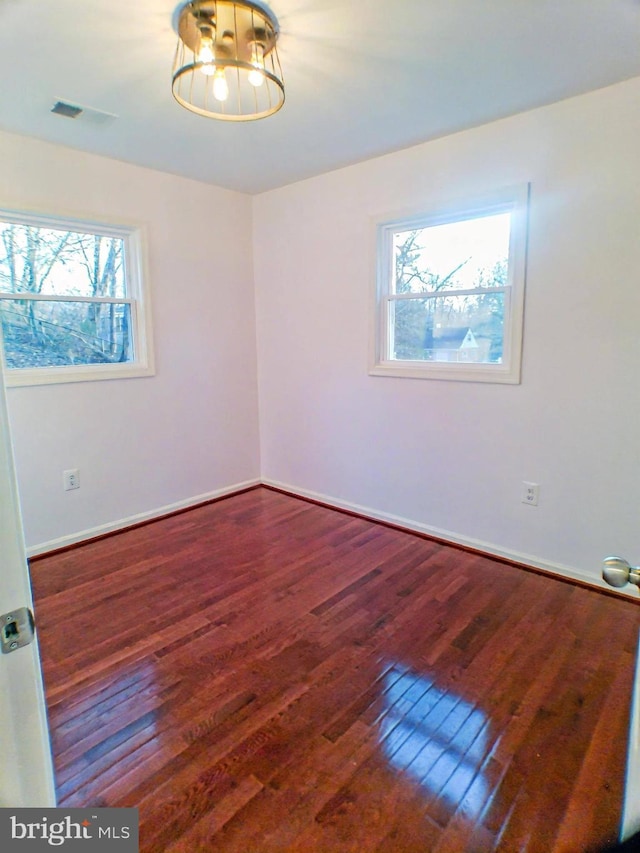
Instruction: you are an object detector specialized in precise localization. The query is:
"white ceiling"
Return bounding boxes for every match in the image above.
[0,0,639,194]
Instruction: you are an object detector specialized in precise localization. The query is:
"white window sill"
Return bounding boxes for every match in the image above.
[369,361,521,384]
[3,362,155,388]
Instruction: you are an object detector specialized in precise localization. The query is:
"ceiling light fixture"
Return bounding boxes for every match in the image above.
[172,0,284,122]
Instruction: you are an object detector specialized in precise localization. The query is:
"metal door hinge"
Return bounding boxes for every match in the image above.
[0,608,35,654]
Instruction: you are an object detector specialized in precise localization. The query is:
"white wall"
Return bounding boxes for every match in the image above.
[4,80,640,589]
[0,131,260,552]
[253,77,640,591]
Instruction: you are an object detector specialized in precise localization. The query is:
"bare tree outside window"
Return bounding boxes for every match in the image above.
[0,222,132,369]
[391,215,510,364]
[373,188,528,384]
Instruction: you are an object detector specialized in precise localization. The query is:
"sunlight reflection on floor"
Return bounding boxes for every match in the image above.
[379,665,489,819]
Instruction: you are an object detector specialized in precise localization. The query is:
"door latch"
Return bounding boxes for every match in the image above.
[0,608,35,654]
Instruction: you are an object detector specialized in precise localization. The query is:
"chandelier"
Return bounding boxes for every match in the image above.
[172,0,284,122]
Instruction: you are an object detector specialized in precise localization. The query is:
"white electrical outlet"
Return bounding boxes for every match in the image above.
[521,481,539,506]
[63,469,80,491]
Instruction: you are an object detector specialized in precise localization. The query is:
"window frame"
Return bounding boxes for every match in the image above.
[0,208,154,387]
[371,184,529,384]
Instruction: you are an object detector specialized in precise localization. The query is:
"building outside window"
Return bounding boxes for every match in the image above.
[371,185,529,384]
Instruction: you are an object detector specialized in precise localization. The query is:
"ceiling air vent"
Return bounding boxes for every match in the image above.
[51,101,83,119]
[51,101,118,126]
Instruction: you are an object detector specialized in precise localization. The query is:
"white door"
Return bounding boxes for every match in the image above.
[623,639,640,839]
[0,355,56,807]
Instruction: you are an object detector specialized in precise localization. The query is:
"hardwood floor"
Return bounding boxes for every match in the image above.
[29,487,639,852]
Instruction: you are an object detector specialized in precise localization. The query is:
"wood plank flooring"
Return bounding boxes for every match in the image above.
[29,487,639,852]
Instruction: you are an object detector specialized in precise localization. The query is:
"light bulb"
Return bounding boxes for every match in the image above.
[248,43,265,88]
[213,68,229,102]
[198,29,216,76]
[199,41,214,64]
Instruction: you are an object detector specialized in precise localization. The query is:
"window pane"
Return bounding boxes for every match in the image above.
[0,222,126,298]
[391,293,505,363]
[393,213,510,294]
[0,299,133,368]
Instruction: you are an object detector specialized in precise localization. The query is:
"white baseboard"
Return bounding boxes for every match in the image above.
[623,634,640,840]
[26,478,260,557]
[31,474,635,601]
[27,478,634,597]
[261,477,636,600]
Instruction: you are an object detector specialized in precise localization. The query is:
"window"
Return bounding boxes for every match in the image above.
[372,185,529,383]
[0,210,154,386]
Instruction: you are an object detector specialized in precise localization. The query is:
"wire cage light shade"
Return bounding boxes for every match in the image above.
[172,0,284,121]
